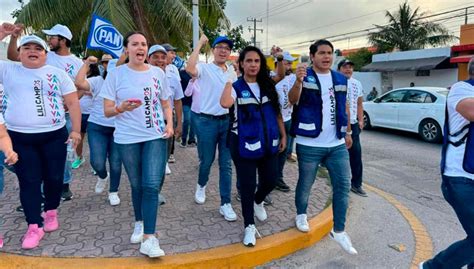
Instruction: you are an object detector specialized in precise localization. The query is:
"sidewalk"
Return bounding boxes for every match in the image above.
[0,139,331,264]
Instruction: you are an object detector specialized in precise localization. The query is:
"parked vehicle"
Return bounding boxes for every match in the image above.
[363,87,448,143]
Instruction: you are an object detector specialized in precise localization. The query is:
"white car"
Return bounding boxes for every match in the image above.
[363,87,448,143]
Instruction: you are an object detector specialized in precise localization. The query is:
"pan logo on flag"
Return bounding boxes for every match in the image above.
[93,25,122,51]
[86,14,124,58]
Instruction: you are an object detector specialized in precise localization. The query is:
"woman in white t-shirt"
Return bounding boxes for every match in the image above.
[100,32,173,258]
[0,26,81,250]
[75,56,122,206]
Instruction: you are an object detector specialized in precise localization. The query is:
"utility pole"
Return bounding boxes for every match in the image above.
[192,0,199,49]
[247,17,263,47]
[465,7,469,24]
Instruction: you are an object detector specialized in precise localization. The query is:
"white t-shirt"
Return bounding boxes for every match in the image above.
[166,68,184,109]
[296,72,344,148]
[100,64,171,144]
[276,74,296,122]
[444,80,474,180]
[79,94,93,114]
[230,82,260,135]
[0,83,5,114]
[0,62,76,133]
[196,62,237,116]
[347,77,364,124]
[46,52,83,81]
[166,64,181,82]
[87,76,115,128]
[0,113,4,124]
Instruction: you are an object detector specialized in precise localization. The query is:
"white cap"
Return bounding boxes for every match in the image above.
[42,24,73,40]
[282,51,296,62]
[148,45,167,57]
[19,35,49,51]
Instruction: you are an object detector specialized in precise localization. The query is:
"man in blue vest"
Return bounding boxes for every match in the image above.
[420,58,474,269]
[289,39,357,255]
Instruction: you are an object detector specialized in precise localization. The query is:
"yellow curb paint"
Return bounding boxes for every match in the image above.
[365,184,433,269]
[0,207,333,269]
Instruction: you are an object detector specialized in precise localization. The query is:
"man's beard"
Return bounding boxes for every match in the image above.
[50,44,60,52]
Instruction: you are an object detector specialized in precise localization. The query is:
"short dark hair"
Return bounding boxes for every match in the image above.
[123,31,147,48]
[309,39,334,56]
[58,35,71,47]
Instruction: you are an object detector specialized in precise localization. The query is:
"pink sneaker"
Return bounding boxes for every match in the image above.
[22,224,44,249]
[0,235,3,248]
[42,210,59,232]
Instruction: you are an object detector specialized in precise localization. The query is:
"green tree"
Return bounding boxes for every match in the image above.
[14,0,229,54]
[345,48,374,71]
[368,2,454,53]
[203,24,249,52]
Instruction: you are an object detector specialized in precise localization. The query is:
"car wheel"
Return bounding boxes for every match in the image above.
[419,119,442,143]
[363,112,372,129]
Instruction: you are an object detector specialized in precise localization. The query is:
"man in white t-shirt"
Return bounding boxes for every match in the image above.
[338,59,367,197]
[161,43,183,163]
[8,24,83,201]
[288,39,357,255]
[186,35,238,222]
[420,58,474,269]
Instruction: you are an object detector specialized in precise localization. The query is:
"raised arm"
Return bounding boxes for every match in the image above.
[186,35,208,77]
[75,56,98,97]
[289,64,306,105]
[220,81,234,109]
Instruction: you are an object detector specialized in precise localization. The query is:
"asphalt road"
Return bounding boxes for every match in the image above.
[262,127,466,269]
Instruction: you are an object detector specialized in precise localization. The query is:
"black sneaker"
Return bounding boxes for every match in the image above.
[275,182,291,192]
[263,194,273,205]
[351,186,368,197]
[187,141,197,147]
[61,184,73,201]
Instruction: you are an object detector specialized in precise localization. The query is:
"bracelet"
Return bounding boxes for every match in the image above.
[115,106,124,114]
[346,131,353,135]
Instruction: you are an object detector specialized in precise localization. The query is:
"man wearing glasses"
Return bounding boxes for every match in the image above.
[186,35,238,222]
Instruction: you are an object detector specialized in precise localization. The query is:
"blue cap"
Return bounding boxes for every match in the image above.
[212,36,233,50]
[148,44,167,56]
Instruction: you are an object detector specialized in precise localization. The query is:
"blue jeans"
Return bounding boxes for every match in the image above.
[118,138,167,235]
[196,114,232,205]
[64,114,72,184]
[181,105,196,145]
[88,123,122,192]
[277,120,294,183]
[424,175,474,269]
[295,143,350,232]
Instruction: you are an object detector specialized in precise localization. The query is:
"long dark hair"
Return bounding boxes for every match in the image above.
[238,46,280,114]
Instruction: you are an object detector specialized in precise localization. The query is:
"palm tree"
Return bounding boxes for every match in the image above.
[368,2,454,53]
[15,0,229,53]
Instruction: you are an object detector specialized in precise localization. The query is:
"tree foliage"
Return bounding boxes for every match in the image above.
[14,0,230,54]
[345,48,374,71]
[368,2,455,53]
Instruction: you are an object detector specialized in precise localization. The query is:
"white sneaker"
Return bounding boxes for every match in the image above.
[139,235,165,258]
[95,174,109,194]
[243,224,261,247]
[219,203,237,221]
[194,184,206,204]
[130,221,144,244]
[295,214,310,232]
[329,229,358,255]
[165,164,171,175]
[108,192,120,206]
[254,202,267,221]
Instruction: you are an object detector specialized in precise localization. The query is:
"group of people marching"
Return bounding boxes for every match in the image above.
[0,20,472,269]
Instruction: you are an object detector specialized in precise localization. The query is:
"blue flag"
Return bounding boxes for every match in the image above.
[86,14,123,58]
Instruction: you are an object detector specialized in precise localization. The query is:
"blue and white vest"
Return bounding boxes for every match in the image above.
[290,68,348,138]
[441,79,474,174]
[232,78,280,159]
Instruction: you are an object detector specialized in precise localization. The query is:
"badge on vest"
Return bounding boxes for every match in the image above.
[307,76,316,83]
[241,90,251,98]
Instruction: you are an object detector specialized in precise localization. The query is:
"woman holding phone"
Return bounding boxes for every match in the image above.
[100,31,173,258]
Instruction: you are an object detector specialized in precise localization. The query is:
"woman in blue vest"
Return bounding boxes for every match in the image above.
[221,46,286,247]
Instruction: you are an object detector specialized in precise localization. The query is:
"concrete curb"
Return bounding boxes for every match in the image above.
[0,207,333,269]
